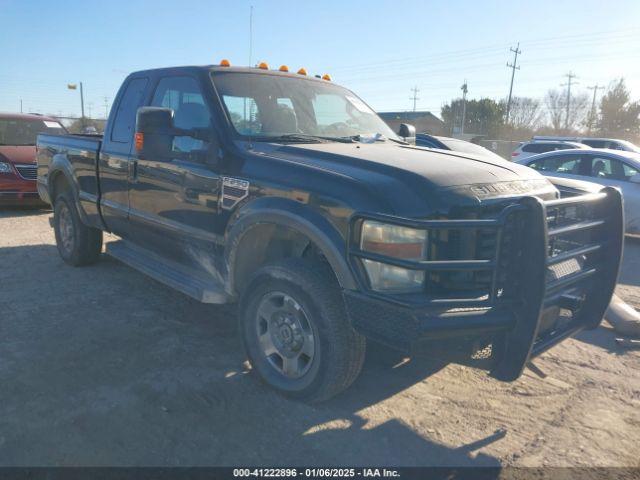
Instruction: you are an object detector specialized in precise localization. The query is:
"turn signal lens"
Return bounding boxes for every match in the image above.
[258,61,269,70]
[361,221,427,260]
[134,132,144,151]
[220,59,231,67]
[279,65,289,72]
[297,67,307,75]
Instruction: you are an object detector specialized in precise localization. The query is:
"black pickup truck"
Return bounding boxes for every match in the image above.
[37,63,624,402]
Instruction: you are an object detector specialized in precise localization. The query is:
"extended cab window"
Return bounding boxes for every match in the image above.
[151,76,212,154]
[111,77,148,143]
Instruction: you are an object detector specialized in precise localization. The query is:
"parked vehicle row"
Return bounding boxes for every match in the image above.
[533,136,640,153]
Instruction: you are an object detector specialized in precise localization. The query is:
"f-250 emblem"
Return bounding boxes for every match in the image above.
[221,177,249,210]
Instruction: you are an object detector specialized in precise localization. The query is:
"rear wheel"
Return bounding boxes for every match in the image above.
[53,191,103,266]
[240,258,366,402]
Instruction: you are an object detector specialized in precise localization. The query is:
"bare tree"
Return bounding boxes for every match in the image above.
[505,96,543,130]
[545,89,564,131]
[544,89,589,133]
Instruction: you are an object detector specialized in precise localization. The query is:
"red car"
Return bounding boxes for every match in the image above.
[0,112,66,205]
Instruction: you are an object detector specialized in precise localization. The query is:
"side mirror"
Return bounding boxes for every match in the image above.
[398,123,416,145]
[630,173,640,184]
[135,107,175,159]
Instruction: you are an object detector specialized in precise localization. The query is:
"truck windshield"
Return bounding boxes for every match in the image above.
[0,118,65,146]
[211,71,398,142]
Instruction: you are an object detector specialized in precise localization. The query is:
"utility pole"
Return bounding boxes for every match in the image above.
[460,80,468,135]
[80,82,85,124]
[505,43,521,125]
[67,82,85,126]
[103,96,110,119]
[19,98,23,113]
[587,84,604,134]
[249,5,254,66]
[560,72,578,131]
[410,86,420,112]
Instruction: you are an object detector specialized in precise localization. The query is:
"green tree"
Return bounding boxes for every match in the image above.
[441,98,504,137]
[598,78,640,137]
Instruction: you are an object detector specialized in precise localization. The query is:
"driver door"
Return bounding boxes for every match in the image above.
[127,74,223,269]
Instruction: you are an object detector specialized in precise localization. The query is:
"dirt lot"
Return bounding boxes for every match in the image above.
[1,207,639,467]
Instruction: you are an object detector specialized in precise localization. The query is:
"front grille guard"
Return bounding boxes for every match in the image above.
[348,187,624,380]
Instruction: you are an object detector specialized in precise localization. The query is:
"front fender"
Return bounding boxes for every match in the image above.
[225,197,357,293]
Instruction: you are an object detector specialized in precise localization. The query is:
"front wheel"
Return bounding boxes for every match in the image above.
[240,258,366,403]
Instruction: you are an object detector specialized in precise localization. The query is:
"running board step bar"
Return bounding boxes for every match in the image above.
[106,241,229,304]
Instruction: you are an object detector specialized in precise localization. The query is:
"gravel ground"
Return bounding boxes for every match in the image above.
[0,206,639,467]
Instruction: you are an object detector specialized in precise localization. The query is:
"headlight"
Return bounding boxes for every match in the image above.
[360,221,427,260]
[0,162,13,174]
[360,221,427,292]
[362,259,424,293]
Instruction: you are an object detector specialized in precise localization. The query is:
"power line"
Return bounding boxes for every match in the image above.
[410,86,420,112]
[560,72,578,130]
[505,43,521,125]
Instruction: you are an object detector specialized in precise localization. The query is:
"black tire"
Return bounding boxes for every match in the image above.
[53,191,103,266]
[240,258,366,403]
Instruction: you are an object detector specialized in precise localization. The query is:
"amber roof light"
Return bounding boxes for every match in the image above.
[279,65,289,72]
[220,59,231,67]
[297,67,307,75]
[258,62,269,70]
[322,73,332,81]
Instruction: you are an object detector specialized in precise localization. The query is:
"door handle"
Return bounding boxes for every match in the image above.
[129,160,138,182]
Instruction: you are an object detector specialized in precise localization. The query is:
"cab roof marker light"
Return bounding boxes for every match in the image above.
[297,67,307,75]
[258,62,269,70]
[220,59,231,67]
[279,65,289,72]
[322,73,332,81]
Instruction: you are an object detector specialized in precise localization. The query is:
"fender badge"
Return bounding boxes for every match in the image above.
[221,177,249,210]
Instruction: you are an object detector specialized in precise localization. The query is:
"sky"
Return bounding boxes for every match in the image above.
[1,0,639,119]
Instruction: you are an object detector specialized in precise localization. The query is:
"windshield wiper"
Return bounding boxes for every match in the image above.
[254,133,354,144]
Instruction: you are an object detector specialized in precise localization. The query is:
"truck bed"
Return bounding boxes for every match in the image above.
[36,133,103,227]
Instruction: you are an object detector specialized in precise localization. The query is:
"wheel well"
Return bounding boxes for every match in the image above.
[232,224,337,295]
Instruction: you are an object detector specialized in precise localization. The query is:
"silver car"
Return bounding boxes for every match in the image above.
[516,148,640,233]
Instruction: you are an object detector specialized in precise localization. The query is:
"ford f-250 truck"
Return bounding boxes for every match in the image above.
[37,62,624,402]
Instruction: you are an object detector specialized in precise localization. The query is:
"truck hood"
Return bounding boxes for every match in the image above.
[0,145,36,164]
[250,141,557,214]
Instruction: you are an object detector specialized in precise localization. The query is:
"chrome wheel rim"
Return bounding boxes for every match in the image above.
[255,292,316,379]
[58,203,74,254]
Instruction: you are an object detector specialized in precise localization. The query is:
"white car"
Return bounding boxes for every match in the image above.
[516,148,640,233]
[511,140,589,161]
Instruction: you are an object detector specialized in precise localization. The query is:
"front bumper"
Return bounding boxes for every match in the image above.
[0,164,45,206]
[344,187,624,381]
